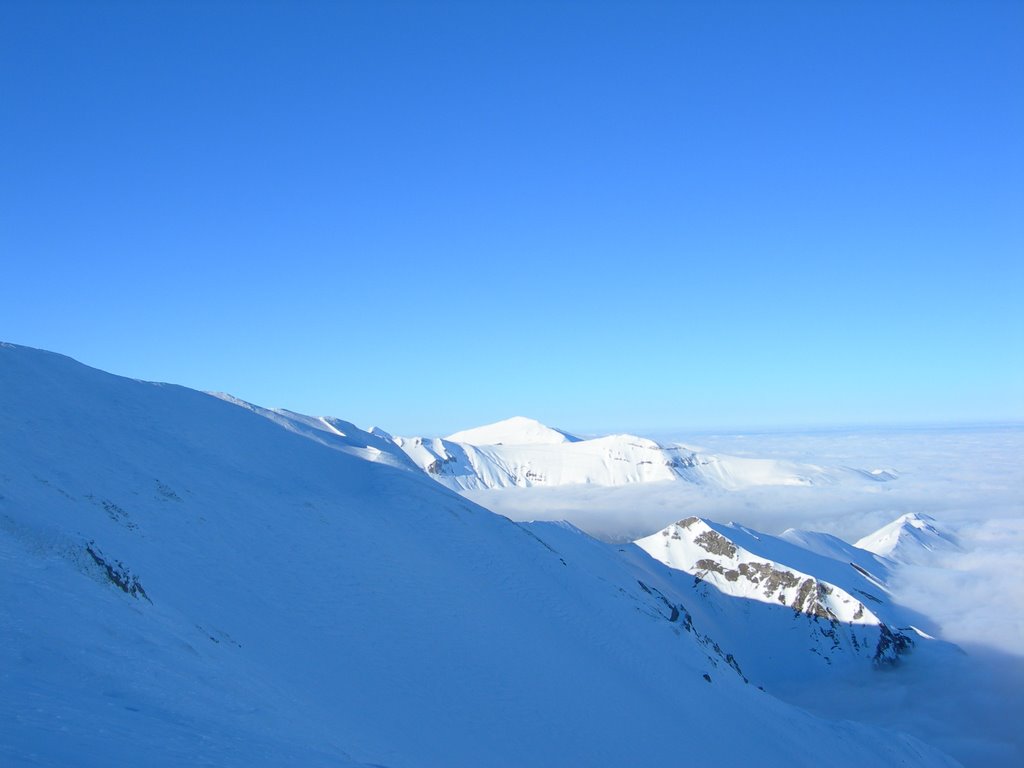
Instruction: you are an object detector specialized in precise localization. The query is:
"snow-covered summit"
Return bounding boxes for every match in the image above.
[446,416,581,445]
[855,513,962,564]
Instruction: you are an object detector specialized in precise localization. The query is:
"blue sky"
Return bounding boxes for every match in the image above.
[2,1,1022,435]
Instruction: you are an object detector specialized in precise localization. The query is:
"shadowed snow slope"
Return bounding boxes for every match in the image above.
[0,343,957,767]
[206,392,420,472]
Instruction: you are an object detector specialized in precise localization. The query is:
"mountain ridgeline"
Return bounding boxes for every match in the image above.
[390,415,898,491]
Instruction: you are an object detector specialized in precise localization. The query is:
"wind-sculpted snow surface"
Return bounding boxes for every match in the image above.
[0,344,956,767]
[393,417,892,491]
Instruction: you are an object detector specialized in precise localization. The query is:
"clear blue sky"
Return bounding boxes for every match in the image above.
[2,1,1022,435]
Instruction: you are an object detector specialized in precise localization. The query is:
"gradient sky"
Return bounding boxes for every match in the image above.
[2,1,1022,435]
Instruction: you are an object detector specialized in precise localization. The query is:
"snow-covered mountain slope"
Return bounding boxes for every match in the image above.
[0,343,956,767]
[446,415,581,445]
[855,512,962,564]
[393,418,892,492]
[635,517,922,676]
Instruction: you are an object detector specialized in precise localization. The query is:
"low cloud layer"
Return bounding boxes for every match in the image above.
[892,516,1024,655]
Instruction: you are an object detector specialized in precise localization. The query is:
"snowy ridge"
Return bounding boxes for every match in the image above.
[392,418,890,491]
[207,393,419,471]
[636,517,916,668]
[0,343,956,767]
[855,512,962,564]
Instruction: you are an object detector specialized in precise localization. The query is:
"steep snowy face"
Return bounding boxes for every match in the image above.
[855,512,962,564]
[392,421,883,492]
[0,343,955,768]
[446,415,581,445]
[636,517,915,668]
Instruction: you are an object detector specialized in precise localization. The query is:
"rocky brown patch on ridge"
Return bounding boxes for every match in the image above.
[694,529,738,558]
[792,579,838,621]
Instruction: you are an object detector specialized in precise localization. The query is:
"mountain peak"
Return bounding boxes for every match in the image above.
[445,416,581,446]
[855,513,961,564]
[898,512,936,526]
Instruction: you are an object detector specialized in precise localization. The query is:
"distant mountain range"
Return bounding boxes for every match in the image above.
[387,415,898,491]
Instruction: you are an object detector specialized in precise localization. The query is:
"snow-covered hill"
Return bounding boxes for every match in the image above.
[855,512,963,564]
[447,415,581,445]
[392,417,893,491]
[0,343,955,767]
